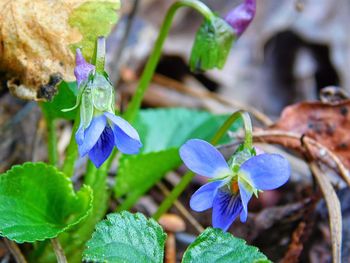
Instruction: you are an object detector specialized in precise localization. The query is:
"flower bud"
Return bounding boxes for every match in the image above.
[190,16,234,72]
[91,74,114,113]
[224,0,256,36]
[74,49,95,87]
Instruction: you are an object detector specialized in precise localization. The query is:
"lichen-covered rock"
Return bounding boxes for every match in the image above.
[0,0,119,100]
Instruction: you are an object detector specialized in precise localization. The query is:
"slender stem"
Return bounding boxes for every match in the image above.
[156,182,204,233]
[241,112,253,149]
[3,238,27,263]
[84,160,98,186]
[46,115,58,166]
[50,238,67,263]
[61,113,79,177]
[153,111,243,220]
[40,101,58,165]
[123,0,214,122]
[211,111,243,145]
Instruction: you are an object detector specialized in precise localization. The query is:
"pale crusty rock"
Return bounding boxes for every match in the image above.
[0,0,119,100]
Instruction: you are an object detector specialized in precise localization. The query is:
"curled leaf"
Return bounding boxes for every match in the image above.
[270,100,350,169]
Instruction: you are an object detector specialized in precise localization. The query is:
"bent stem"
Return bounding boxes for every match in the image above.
[123,0,214,122]
[153,110,248,220]
[50,238,67,263]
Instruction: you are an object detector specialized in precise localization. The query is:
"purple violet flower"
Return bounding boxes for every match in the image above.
[179,139,290,231]
[74,49,142,167]
[74,49,95,87]
[224,0,256,36]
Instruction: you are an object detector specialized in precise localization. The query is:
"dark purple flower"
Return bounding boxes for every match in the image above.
[76,112,142,168]
[180,139,290,231]
[74,49,95,86]
[224,0,256,36]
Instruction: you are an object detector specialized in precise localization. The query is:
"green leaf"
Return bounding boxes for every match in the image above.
[115,108,242,209]
[83,211,166,263]
[41,81,78,120]
[182,228,270,263]
[69,0,120,60]
[190,16,234,72]
[0,162,92,243]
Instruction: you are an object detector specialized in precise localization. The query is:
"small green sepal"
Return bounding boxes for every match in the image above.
[190,16,235,72]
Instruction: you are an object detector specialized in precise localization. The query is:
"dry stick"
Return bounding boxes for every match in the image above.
[251,130,350,187]
[152,74,273,126]
[3,238,27,263]
[308,162,342,263]
[156,182,204,233]
[51,238,68,263]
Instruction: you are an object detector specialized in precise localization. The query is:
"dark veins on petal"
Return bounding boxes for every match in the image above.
[88,125,115,167]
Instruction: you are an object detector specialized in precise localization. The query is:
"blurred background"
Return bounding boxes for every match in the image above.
[2,0,350,168]
[1,1,350,262]
[107,0,350,118]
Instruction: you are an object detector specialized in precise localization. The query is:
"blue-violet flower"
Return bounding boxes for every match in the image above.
[74,49,142,167]
[179,139,290,231]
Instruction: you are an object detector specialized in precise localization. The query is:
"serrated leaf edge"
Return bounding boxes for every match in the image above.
[0,162,93,243]
[83,211,166,262]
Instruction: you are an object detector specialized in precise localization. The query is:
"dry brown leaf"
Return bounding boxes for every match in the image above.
[0,0,119,100]
[270,100,350,169]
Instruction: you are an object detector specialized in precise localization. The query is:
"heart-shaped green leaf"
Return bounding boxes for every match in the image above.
[0,162,92,243]
[115,108,242,210]
[182,228,270,263]
[83,211,166,263]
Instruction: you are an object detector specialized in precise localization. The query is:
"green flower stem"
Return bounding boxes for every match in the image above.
[123,0,214,122]
[40,103,58,166]
[241,111,253,149]
[47,118,58,166]
[153,111,249,220]
[61,113,79,177]
[83,161,109,229]
[84,160,110,223]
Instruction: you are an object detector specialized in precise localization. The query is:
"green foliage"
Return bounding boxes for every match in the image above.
[115,108,242,209]
[69,0,120,60]
[182,228,270,263]
[83,211,166,263]
[41,81,78,120]
[190,16,234,71]
[0,162,92,243]
[34,164,109,263]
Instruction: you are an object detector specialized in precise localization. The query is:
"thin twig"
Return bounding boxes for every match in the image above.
[251,130,350,187]
[51,238,67,263]
[307,162,342,263]
[153,73,273,126]
[3,238,27,263]
[156,182,204,233]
